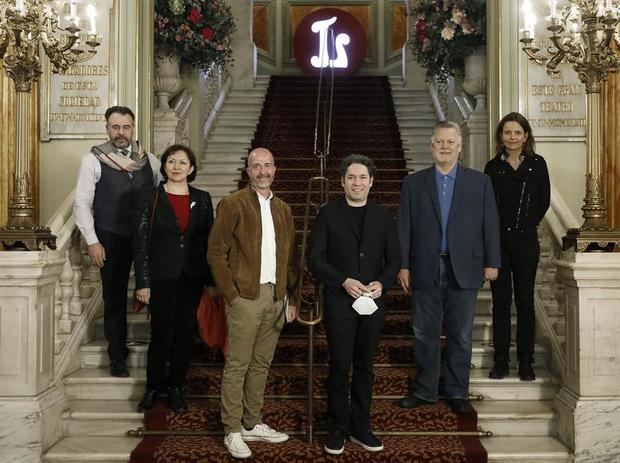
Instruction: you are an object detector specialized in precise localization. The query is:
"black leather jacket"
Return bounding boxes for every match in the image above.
[133,184,214,289]
[484,153,550,237]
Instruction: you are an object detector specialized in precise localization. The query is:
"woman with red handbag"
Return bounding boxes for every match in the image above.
[133,144,216,413]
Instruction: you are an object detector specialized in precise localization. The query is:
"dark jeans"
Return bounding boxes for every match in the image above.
[146,275,203,389]
[411,258,478,402]
[97,229,133,362]
[323,303,386,435]
[490,236,540,363]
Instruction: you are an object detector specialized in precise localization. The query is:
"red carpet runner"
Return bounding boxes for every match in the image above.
[130,76,487,462]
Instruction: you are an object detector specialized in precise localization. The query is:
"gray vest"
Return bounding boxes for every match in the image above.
[93,158,154,237]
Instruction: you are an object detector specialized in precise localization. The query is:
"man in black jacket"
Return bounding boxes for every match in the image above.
[308,154,400,456]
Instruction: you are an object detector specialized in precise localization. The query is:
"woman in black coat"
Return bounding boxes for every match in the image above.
[484,112,550,382]
[133,144,215,413]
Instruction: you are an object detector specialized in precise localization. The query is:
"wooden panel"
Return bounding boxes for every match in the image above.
[253,5,270,52]
[289,5,370,59]
[603,66,620,229]
[392,4,406,52]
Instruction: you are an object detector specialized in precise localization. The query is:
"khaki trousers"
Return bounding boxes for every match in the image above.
[221,284,285,434]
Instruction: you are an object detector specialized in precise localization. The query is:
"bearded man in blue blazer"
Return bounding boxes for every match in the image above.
[397,121,501,414]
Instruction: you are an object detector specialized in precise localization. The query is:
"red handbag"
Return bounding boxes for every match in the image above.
[197,290,228,355]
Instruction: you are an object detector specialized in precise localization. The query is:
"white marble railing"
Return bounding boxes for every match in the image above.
[428,79,448,121]
[46,190,102,383]
[536,182,580,381]
[202,64,231,141]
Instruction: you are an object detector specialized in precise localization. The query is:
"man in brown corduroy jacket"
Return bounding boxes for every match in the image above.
[207,147,299,460]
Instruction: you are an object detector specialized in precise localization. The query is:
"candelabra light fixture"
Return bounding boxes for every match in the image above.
[0,0,101,250]
[520,0,620,251]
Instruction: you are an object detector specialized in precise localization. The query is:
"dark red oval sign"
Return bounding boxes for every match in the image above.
[293,8,367,76]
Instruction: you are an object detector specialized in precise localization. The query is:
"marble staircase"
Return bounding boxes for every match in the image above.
[44,285,572,462]
[193,75,270,208]
[389,76,438,172]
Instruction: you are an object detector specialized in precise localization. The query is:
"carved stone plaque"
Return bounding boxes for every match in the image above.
[520,1,586,139]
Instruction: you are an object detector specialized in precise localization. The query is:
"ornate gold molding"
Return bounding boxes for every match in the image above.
[0,67,40,237]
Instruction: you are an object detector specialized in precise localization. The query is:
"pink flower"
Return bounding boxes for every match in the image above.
[441,25,455,40]
[451,8,465,25]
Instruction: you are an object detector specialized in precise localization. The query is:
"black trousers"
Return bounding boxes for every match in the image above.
[323,302,386,435]
[490,235,540,363]
[97,229,133,362]
[146,275,203,389]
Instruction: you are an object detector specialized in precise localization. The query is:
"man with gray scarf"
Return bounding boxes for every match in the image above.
[74,106,160,377]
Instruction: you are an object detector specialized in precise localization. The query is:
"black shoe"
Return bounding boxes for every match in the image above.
[137,388,158,412]
[168,386,188,413]
[110,359,129,377]
[324,430,345,455]
[350,429,383,452]
[518,360,536,381]
[398,394,434,409]
[489,361,510,379]
[447,398,469,413]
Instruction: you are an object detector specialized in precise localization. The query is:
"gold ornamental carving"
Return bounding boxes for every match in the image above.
[0,0,100,250]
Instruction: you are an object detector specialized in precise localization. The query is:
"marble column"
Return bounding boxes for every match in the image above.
[0,251,66,462]
[554,252,620,463]
[229,0,255,88]
[460,111,489,171]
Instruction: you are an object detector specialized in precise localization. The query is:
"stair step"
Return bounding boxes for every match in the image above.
[95,312,509,342]
[207,134,253,144]
[80,338,548,370]
[43,436,137,462]
[483,436,571,462]
[63,367,558,401]
[43,435,572,462]
[62,398,555,438]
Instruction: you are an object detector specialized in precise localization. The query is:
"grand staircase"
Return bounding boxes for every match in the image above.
[43,75,571,462]
[193,75,270,207]
[388,76,437,172]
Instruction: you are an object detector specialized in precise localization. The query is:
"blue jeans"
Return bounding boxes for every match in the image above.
[411,257,478,402]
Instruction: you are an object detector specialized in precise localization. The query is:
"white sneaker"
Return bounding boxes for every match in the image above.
[224,432,252,459]
[241,423,289,443]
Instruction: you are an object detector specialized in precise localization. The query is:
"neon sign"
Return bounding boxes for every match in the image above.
[293,8,367,76]
[310,17,351,69]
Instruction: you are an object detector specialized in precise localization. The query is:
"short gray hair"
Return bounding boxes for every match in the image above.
[432,120,462,141]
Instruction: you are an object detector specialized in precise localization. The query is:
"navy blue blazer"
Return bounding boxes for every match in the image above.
[307,197,400,313]
[398,164,501,290]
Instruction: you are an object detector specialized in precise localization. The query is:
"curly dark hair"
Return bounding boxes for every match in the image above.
[339,154,377,178]
[104,106,135,123]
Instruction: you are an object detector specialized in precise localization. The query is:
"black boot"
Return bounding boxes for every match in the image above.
[518,359,536,381]
[137,388,158,412]
[168,386,188,413]
[489,360,510,379]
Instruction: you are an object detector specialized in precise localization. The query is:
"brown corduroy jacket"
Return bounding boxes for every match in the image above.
[207,186,299,305]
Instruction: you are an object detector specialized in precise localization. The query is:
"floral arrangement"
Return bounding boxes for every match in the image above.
[409,0,486,83]
[154,0,236,70]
